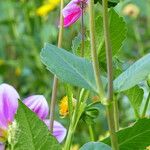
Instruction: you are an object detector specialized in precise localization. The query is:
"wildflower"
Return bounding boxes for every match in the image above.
[23,95,49,120]
[0,83,67,148]
[0,144,4,150]
[23,95,67,143]
[44,120,67,143]
[36,0,60,16]
[62,0,88,27]
[59,96,76,117]
[0,59,4,66]
[122,3,140,18]
[15,67,21,77]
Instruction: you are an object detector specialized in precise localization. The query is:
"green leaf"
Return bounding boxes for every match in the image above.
[103,118,150,150]
[80,142,111,150]
[14,100,61,150]
[114,53,150,92]
[97,9,127,63]
[72,9,127,63]
[125,86,144,118]
[40,43,107,93]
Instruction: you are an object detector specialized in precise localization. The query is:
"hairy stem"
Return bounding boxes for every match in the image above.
[88,0,105,101]
[102,0,119,149]
[49,0,64,132]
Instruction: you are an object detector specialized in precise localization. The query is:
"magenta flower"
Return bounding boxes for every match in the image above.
[62,0,88,27]
[0,83,67,147]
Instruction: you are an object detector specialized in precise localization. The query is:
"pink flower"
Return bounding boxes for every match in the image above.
[23,95,49,120]
[0,84,19,129]
[0,83,67,148]
[62,0,88,27]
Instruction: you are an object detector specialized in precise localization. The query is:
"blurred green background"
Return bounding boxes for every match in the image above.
[0,0,150,148]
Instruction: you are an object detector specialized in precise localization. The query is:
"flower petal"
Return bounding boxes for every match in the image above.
[44,119,67,143]
[62,0,82,27]
[62,0,88,27]
[0,144,4,150]
[23,95,49,120]
[0,83,19,129]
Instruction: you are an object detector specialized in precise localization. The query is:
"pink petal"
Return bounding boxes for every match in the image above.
[62,0,82,27]
[0,83,19,129]
[44,119,67,143]
[62,0,88,27]
[23,95,49,120]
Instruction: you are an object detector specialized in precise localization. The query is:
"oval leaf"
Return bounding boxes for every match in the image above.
[40,43,107,93]
[114,54,150,92]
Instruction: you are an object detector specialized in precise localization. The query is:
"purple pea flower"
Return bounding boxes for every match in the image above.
[23,95,67,143]
[0,83,67,147]
[62,0,88,27]
[23,95,49,120]
[0,144,4,150]
[0,84,19,130]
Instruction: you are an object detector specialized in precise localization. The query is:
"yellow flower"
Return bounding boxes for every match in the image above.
[59,96,76,117]
[36,0,60,16]
[15,67,21,77]
[0,59,4,66]
[122,3,140,18]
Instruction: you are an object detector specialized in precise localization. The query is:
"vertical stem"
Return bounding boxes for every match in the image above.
[88,125,95,141]
[102,0,119,149]
[88,0,105,100]
[142,92,150,118]
[81,2,85,57]
[114,97,119,131]
[49,0,64,132]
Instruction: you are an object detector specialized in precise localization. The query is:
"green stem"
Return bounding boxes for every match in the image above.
[81,2,85,57]
[102,0,119,149]
[106,105,119,150]
[88,0,105,101]
[49,0,64,132]
[64,90,86,150]
[133,23,144,56]
[142,92,150,118]
[88,125,95,141]
[65,84,73,119]
[114,96,119,131]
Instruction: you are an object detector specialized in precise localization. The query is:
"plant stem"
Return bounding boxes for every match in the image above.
[88,125,95,141]
[88,0,105,101]
[114,95,119,131]
[142,92,150,118]
[81,2,85,57]
[65,84,73,119]
[102,0,119,149]
[64,90,87,150]
[49,0,64,132]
